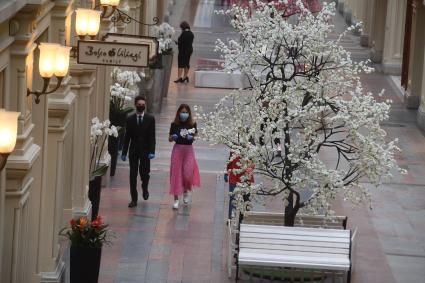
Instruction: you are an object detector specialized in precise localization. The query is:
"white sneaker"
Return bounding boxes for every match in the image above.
[183,192,189,205]
[173,200,179,209]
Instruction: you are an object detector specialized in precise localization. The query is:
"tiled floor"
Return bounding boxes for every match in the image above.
[85,1,425,282]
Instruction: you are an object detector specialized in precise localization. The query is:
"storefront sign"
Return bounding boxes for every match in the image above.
[103,33,159,60]
[77,40,150,67]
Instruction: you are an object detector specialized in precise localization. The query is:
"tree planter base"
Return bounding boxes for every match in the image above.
[70,246,102,283]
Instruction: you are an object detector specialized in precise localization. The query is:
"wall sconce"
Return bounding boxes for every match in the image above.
[99,0,120,18]
[27,43,71,104]
[94,0,158,27]
[0,109,20,172]
[75,8,102,39]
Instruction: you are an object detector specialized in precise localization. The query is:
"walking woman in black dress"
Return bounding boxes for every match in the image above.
[174,21,194,83]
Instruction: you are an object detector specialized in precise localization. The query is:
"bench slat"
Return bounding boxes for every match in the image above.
[240,247,348,258]
[239,251,350,271]
[239,242,349,255]
[241,224,350,237]
[240,231,350,244]
[240,237,349,249]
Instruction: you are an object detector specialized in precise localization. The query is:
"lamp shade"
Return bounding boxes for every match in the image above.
[76,8,90,36]
[76,9,101,37]
[54,45,71,77]
[100,0,120,6]
[38,43,59,78]
[87,10,102,36]
[0,109,20,154]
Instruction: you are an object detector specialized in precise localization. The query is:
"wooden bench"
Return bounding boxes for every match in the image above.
[227,212,351,279]
[236,224,354,282]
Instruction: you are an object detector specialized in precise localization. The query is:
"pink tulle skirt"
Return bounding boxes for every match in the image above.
[169,144,201,196]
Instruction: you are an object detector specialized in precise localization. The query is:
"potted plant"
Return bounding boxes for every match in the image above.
[89,118,117,220]
[199,1,405,226]
[109,68,142,176]
[152,22,176,98]
[60,216,111,283]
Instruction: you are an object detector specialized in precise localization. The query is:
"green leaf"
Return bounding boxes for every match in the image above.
[90,165,109,180]
[122,107,134,114]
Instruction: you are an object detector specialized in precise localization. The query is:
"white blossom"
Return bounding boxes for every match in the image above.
[152,23,175,54]
[198,0,405,220]
[110,67,142,114]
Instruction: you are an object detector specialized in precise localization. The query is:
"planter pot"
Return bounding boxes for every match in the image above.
[162,53,173,97]
[140,68,164,113]
[108,136,119,177]
[109,110,128,128]
[151,68,165,113]
[88,176,102,221]
[70,246,102,283]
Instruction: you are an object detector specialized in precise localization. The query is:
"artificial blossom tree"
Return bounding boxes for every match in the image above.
[198,0,404,226]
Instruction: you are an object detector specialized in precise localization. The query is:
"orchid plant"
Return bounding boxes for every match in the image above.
[110,67,143,119]
[197,0,405,226]
[152,22,175,55]
[90,118,118,180]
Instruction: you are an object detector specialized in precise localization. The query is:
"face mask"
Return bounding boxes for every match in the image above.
[136,105,145,113]
[179,112,189,121]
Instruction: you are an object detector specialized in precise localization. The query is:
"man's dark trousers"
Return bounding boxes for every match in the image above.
[129,153,150,202]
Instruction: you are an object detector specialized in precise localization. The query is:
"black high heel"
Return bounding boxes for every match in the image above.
[174,78,183,83]
[182,77,189,83]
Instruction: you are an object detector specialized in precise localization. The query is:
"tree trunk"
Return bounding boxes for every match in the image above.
[284,191,299,226]
[284,204,298,226]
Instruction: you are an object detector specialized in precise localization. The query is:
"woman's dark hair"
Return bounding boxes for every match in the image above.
[180,21,190,30]
[173,104,194,126]
[134,95,146,104]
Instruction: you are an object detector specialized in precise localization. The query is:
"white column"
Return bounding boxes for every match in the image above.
[382,0,407,75]
[68,64,97,218]
[370,0,388,63]
[360,0,376,47]
[415,4,425,128]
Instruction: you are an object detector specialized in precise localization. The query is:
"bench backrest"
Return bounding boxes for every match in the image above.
[242,211,347,229]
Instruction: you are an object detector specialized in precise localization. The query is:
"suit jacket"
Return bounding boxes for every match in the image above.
[122,113,156,157]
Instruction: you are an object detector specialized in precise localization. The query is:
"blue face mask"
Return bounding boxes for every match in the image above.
[179,112,189,121]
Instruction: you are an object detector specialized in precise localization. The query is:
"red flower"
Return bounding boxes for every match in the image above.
[70,219,76,227]
[91,215,103,229]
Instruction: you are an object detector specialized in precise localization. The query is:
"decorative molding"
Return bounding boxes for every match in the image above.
[9,19,19,36]
[6,143,41,171]
[73,199,91,218]
[5,176,34,199]
[40,260,65,283]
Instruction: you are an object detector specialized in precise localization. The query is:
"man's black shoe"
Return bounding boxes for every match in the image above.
[142,190,149,200]
[128,201,137,207]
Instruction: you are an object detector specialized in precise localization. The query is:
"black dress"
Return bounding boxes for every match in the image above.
[177,29,194,68]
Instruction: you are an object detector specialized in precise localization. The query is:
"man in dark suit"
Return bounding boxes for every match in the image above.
[121,95,156,207]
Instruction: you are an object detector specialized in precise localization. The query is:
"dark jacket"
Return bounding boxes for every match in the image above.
[123,113,156,156]
[178,29,194,54]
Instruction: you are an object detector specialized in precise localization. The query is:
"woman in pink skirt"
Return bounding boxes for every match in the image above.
[169,104,201,209]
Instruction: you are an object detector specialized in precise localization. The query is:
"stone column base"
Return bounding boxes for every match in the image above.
[344,9,352,25]
[382,62,402,75]
[404,89,420,109]
[40,261,65,283]
[360,34,369,47]
[417,105,425,132]
[370,49,383,63]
